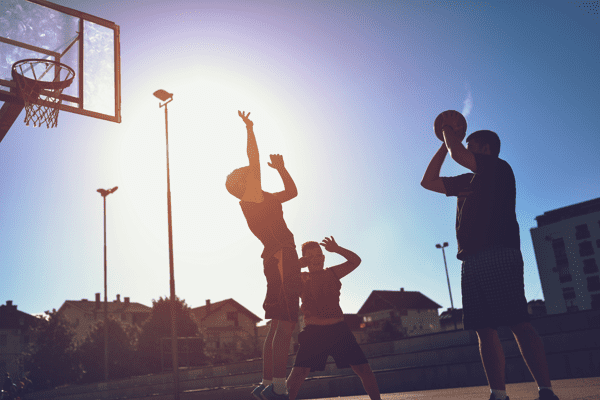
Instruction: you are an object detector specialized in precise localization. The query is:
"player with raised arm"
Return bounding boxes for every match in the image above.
[226,111,301,400]
[285,236,381,400]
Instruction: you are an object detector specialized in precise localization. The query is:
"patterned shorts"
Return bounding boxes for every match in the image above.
[461,246,530,330]
[263,247,300,322]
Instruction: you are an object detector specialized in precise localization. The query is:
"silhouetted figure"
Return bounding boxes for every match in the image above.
[421,128,559,400]
[282,236,381,400]
[284,237,381,400]
[226,111,301,400]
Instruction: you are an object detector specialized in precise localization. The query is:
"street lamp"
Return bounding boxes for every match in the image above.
[97,186,118,381]
[153,89,179,400]
[435,242,457,329]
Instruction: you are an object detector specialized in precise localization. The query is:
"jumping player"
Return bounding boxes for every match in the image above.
[285,236,381,400]
[225,111,301,400]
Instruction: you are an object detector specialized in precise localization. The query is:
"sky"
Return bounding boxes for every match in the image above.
[1,0,599,324]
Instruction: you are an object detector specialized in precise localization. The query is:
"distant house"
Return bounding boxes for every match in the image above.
[439,308,464,331]
[357,288,442,338]
[0,301,38,378]
[57,293,151,346]
[191,299,261,362]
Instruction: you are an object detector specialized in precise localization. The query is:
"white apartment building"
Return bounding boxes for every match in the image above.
[530,197,600,314]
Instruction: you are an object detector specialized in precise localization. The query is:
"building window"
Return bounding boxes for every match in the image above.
[587,276,600,292]
[579,241,595,257]
[575,224,591,240]
[562,287,576,300]
[583,258,599,274]
[227,311,238,327]
[552,238,571,283]
[591,294,600,310]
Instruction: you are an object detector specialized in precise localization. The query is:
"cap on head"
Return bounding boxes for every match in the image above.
[466,130,501,157]
[225,166,250,199]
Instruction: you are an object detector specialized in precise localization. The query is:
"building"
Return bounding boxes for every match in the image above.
[57,293,151,346]
[530,197,600,314]
[357,289,442,339]
[438,308,463,331]
[0,301,38,378]
[191,299,261,362]
[527,299,547,317]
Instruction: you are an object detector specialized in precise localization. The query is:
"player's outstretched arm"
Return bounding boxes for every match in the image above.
[239,110,264,203]
[269,154,298,203]
[421,142,448,194]
[323,236,361,279]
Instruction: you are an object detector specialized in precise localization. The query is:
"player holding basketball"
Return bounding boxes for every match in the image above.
[226,111,301,400]
[421,127,559,400]
[285,237,381,400]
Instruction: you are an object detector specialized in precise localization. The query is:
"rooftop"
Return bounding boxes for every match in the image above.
[534,197,600,227]
[357,289,442,314]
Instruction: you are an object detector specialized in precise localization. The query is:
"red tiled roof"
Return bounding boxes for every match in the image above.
[357,290,441,314]
[58,299,151,315]
[191,299,261,323]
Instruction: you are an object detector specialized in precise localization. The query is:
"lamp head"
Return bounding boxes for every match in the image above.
[435,244,441,248]
[153,89,173,102]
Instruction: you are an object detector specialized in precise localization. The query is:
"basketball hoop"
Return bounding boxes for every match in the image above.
[11,59,75,128]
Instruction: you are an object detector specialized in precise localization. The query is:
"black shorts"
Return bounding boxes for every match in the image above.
[293,322,368,372]
[263,247,300,322]
[461,246,530,331]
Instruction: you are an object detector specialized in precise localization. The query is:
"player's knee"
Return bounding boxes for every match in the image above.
[351,363,372,376]
[476,327,497,342]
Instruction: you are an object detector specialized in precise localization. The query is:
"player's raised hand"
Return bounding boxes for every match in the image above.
[320,236,341,253]
[238,110,253,128]
[267,154,285,170]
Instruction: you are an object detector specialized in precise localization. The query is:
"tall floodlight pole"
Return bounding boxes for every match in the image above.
[153,89,179,400]
[436,242,457,329]
[97,186,118,381]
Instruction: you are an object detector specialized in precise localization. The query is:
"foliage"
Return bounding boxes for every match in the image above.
[76,318,141,383]
[24,309,80,390]
[137,296,206,373]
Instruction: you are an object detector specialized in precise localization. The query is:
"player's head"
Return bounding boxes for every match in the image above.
[225,166,250,199]
[466,130,500,157]
[302,241,325,272]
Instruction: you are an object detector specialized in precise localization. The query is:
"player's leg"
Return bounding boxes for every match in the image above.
[272,318,295,379]
[350,363,381,400]
[289,325,329,400]
[263,319,278,381]
[476,327,506,391]
[510,321,552,388]
[286,367,311,400]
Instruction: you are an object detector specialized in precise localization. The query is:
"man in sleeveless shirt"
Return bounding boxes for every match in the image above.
[226,111,301,400]
[421,128,559,400]
[285,237,381,400]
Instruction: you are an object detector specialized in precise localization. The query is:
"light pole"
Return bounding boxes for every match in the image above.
[435,242,457,329]
[153,89,179,400]
[97,186,118,381]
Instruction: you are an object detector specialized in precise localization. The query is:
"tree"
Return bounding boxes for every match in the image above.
[24,310,80,390]
[76,318,141,383]
[137,296,206,373]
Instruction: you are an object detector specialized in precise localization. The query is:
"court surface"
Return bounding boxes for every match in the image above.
[306,377,600,400]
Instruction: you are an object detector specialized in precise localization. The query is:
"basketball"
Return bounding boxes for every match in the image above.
[434,110,467,142]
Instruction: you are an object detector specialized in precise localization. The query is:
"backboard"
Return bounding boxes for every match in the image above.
[0,0,121,141]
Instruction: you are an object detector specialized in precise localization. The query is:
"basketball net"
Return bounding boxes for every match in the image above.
[12,59,75,128]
